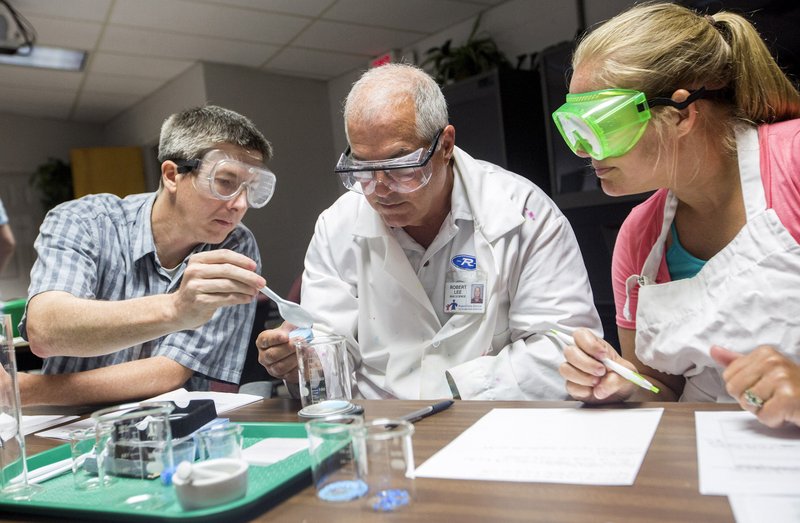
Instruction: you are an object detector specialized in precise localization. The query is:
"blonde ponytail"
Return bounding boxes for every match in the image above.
[573,2,800,125]
[713,12,800,123]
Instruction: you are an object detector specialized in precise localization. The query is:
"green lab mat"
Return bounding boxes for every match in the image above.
[0,422,311,522]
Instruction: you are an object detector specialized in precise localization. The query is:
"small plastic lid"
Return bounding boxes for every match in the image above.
[298,400,357,418]
[289,327,313,342]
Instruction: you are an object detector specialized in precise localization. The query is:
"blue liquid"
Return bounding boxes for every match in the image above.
[371,489,411,512]
[318,479,368,502]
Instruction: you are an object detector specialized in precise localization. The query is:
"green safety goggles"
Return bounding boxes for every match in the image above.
[552,87,715,160]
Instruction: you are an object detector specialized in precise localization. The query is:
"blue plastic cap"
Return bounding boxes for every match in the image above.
[289,327,313,342]
[161,467,175,486]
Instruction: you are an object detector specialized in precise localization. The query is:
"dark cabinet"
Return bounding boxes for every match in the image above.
[442,68,550,194]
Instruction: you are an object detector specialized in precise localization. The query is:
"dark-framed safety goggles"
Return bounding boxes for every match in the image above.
[335,128,444,195]
[552,87,717,160]
[174,149,276,208]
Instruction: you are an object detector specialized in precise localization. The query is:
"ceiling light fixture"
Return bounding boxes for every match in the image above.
[0,44,87,71]
[0,0,87,71]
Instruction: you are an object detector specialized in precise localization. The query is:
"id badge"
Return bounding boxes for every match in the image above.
[444,254,486,314]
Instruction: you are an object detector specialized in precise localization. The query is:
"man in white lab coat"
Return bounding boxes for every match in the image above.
[257,63,601,400]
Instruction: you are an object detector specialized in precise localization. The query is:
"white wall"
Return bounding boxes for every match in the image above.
[0,112,104,298]
[105,63,208,151]
[202,63,338,297]
[105,63,209,191]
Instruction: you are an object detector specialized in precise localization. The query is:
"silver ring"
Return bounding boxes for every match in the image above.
[744,389,764,409]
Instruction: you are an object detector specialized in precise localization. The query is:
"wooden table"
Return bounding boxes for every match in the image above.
[19,400,737,522]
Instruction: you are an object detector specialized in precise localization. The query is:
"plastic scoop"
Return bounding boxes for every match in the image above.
[259,285,314,328]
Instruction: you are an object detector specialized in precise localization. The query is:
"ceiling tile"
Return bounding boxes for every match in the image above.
[100,26,280,67]
[12,0,112,23]
[72,91,143,122]
[0,84,74,119]
[0,0,580,124]
[265,47,367,79]
[70,105,126,124]
[183,0,336,18]
[0,66,83,90]
[110,0,308,45]
[76,90,142,108]
[82,73,166,96]
[24,15,103,50]
[324,0,484,34]
[294,20,424,56]
[89,53,194,80]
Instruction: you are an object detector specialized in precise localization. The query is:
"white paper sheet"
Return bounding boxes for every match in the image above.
[35,417,94,440]
[414,408,663,485]
[695,411,800,496]
[241,438,309,466]
[34,388,262,440]
[147,388,262,414]
[729,495,800,523]
[22,414,78,436]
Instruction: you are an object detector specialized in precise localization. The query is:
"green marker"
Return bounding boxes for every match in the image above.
[547,329,660,394]
[602,357,660,394]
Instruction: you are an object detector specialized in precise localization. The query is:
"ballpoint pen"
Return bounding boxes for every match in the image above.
[400,400,454,423]
[547,329,660,394]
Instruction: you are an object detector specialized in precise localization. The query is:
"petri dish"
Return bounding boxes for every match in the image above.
[298,400,357,419]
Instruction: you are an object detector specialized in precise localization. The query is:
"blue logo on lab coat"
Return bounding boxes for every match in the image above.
[451,254,477,270]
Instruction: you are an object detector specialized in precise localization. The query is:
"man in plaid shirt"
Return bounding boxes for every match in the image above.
[19,105,275,406]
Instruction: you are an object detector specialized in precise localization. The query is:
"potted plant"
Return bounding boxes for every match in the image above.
[30,157,73,212]
[421,13,511,85]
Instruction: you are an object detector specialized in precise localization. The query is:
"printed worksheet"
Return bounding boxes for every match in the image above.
[414,408,663,485]
[728,495,800,523]
[695,411,800,496]
[21,414,78,435]
[148,388,262,414]
[35,417,94,440]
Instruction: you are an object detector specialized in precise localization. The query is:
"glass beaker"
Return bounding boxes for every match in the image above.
[305,414,367,502]
[70,426,115,490]
[91,401,175,509]
[196,423,243,461]
[295,335,353,409]
[356,419,416,512]
[0,314,40,499]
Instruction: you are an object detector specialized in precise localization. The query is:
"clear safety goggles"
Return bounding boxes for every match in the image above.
[335,129,444,195]
[175,149,276,208]
[552,87,715,160]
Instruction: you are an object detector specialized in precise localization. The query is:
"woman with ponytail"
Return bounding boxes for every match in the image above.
[555,2,800,427]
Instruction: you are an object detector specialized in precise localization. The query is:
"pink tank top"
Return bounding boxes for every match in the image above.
[613,119,800,330]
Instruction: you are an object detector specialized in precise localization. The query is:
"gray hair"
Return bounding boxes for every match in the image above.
[157,105,273,162]
[343,63,448,143]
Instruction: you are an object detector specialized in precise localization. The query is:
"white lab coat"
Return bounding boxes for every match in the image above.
[301,147,601,400]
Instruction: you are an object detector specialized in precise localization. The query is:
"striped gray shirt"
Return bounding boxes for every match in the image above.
[21,193,260,390]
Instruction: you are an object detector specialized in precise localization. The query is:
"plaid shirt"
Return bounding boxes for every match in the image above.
[21,193,260,390]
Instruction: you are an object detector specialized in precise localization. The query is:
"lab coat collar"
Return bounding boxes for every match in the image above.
[452,147,525,241]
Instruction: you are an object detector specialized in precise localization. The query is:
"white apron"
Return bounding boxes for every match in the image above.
[626,127,800,402]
